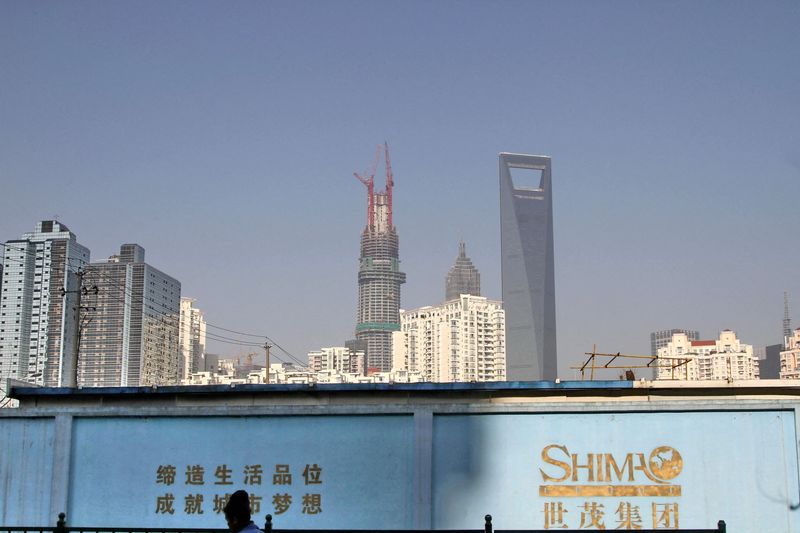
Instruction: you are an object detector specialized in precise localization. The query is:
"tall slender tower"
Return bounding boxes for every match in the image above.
[445,241,481,301]
[354,144,406,372]
[499,153,557,380]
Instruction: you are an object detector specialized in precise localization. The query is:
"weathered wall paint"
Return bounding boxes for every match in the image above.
[0,418,55,525]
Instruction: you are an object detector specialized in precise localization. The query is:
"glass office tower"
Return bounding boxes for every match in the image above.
[499,153,557,380]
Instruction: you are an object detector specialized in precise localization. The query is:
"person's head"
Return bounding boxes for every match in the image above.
[223,490,251,532]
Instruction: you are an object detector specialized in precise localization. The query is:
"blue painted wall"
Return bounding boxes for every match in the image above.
[0,418,54,525]
[68,416,414,528]
[2,407,799,531]
[433,411,799,531]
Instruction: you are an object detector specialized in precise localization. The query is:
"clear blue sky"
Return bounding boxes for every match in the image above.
[1,1,798,377]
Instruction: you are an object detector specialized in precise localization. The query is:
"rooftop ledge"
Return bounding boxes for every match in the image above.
[7,378,800,400]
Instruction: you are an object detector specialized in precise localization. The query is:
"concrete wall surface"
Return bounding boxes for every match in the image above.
[2,382,800,531]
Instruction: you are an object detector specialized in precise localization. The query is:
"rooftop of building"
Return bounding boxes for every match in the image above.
[499,152,551,159]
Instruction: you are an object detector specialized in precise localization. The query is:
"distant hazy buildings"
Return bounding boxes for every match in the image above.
[784,292,792,347]
[757,344,783,379]
[354,145,406,373]
[656,330,759,381]
[445,241,481,301]
[393,294,505,383]
[184,362,422,386]
[179,297,206,381]
[80,244,181,386]
[651,329,700,356]
[650,329,700,379]
[780,328,800,379]
[308,346,365,375]
[0,221,90,386]
[203,352,220,373]
[499,153,556,380]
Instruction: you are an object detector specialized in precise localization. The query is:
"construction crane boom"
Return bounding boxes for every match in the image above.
[353,145,381,228]
[384,142,393,228]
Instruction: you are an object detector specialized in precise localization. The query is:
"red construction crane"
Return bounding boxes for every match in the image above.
[353,145,381,228]
[384,142,394,229]
[354,143,395,230]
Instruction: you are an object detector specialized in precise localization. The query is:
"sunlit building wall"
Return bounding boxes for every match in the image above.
[308,346,365,375]
[393,294,505,383]
[0,221,90,386]
[179,297,206,381]
[780,328,800,379]
[657,330,758,381]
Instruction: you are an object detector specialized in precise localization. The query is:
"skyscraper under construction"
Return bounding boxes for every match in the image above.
[354,144,406,373]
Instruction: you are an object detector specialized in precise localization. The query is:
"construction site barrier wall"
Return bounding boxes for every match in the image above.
[1,382,798,531]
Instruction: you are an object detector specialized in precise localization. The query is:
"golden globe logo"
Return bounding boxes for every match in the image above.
[538,444,683,497]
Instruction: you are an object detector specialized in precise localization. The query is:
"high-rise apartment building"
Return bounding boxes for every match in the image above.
[392,294,506,383]
[445,241,481,301]
[780,328,800,379]
[179,297,206,381]
[499,153,556,380]
[79,244,181,387]
[651,329,700,356]
[656,330,759,381]
[354,144,406,372]
[307,346,365,375]
[0,221,90,386]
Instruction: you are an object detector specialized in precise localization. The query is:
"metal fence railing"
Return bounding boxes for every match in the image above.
[0,513,727,533]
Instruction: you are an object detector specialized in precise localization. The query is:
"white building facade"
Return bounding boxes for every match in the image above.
[656,330,759,381]
[179,297,206,381]
[183,363,422,386]
[308,346,364,375]
[392,294,506,383]
[0,221,90,387]
[780,328,800,379]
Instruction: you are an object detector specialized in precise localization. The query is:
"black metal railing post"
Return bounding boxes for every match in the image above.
[2,512,725,533]
[55,513,66,533]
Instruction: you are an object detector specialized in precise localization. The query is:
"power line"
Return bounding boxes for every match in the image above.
[4,246,306,368]
[76,268,298,364]
[74,260,306,365]
[205,332,267,349]
[206,323,269,339]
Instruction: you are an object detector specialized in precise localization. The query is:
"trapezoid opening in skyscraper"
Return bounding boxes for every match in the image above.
[353,143,406,373]
[499,153,557,380]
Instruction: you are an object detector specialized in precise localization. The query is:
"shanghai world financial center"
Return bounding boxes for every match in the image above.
[500,153,557,380]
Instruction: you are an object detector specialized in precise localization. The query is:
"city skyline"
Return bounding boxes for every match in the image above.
[1,1,799,379]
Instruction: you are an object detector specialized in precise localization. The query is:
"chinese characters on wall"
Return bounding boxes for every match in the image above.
[538,444,683,530]
[154,463,323,517]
